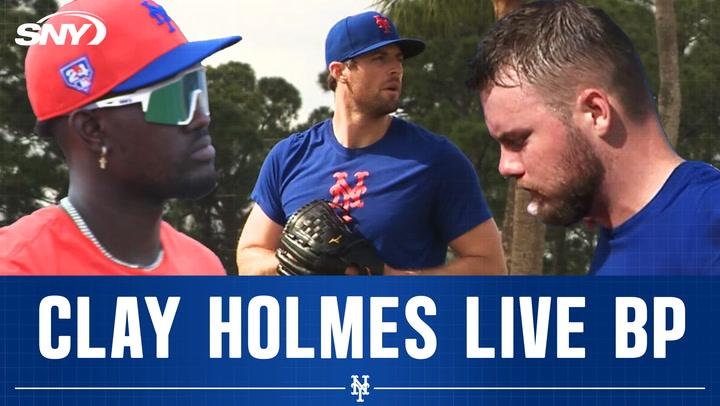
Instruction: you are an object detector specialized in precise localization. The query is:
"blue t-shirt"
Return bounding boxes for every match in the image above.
[591,161,720,275]
[251,118,492,269]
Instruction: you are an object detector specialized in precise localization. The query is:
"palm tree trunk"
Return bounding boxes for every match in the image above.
[492,0,521,20]
[507,187,547,275]
[550,226,567,275]
[654,0,682,146]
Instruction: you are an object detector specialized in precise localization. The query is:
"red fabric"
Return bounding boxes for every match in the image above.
[0,206,225,275]
[26,0,188,120]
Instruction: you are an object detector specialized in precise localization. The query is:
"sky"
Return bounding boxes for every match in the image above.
[163,1,379,122]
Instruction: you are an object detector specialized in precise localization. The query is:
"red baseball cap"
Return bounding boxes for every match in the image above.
[25,0,241,121]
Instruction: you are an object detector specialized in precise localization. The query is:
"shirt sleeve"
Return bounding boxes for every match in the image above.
[432,140,493,243]
[250,140,288,225]
[0,227,37,275]
[698,174,720,274]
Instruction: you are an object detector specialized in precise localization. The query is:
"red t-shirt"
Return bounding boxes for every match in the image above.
[0,206,225,275]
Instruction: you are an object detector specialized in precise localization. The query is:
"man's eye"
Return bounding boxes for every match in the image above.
[507,136,528,149]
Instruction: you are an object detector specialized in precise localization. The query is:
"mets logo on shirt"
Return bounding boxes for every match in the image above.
[60,56,94,94]
[329,171,369,221]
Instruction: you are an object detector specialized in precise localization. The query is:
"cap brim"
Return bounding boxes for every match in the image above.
[114,36,241,92]
[344,38,425,62]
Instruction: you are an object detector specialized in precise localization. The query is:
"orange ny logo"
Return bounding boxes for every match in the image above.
[329,171,369,220]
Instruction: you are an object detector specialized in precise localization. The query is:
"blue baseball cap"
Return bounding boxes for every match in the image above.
[113,36,241,92]
[325,11,425,67]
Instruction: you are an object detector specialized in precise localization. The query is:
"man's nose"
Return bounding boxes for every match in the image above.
[498,148,525,178]
[185,108,211,132]
[390,58,403,76]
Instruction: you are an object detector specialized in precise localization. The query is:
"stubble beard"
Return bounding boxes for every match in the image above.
[531,126,604,226]
[348,81,401,118]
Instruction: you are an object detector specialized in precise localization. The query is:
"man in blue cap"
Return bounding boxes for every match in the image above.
[237,11,505,275]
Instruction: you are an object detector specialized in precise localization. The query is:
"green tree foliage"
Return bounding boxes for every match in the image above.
[164,62,301,273]
[0,0,64,225]
[673,0,719,164]
[292,106,333,133]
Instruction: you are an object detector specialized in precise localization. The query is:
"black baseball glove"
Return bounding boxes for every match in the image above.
[276,200,384,276]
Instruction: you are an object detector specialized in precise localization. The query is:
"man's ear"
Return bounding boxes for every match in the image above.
[329,61,348,84]
[67,109,105,152]
[575,88,611,138]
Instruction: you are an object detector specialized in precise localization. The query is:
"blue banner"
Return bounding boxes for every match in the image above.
[1,277,717,405]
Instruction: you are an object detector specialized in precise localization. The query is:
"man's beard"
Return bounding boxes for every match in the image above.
[363,96,400,118]
[349,82,401,118]
[530,126,604,226]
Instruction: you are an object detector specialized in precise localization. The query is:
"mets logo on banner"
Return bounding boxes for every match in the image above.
[350,375,370,402]
[60,56,94,94]
[373,15,392,34]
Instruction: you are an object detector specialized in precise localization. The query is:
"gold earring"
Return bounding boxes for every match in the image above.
[98,145,107,170]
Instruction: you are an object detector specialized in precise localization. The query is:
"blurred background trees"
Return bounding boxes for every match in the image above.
[1,0,717,274]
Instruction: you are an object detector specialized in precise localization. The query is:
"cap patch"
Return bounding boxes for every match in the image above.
[60,56,94,94]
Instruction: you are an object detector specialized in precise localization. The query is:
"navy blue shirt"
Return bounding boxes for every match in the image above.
[591,161,720,275]
[251,118,492,269]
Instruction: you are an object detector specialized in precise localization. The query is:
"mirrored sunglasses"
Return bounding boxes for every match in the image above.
[80,66,209,126]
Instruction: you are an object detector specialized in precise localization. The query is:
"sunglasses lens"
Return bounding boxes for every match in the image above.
[144,69,209,125]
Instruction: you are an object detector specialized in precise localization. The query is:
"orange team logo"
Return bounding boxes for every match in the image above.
[373,15,392,34]
[329,171,369,221]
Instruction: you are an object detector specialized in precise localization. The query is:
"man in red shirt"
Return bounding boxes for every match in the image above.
[0,0,241,275]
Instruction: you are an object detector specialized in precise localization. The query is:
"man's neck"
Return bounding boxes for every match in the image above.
[332,104,393,149]
[591,121,683,229]
[67,179,165,266]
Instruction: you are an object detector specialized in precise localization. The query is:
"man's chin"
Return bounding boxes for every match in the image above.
[172,171,218,200]
[374,98,400,116]
[530,200,585,227]
[540,208,587,227]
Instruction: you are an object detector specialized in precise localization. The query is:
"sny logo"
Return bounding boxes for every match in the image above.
[350,375,370,403]
[141,1,176,33]
[329,171,369,221]
[15,11,106,46]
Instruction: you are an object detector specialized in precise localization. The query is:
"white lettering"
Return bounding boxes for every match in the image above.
[145,297,179,359]
[616,297,648,358]
[405,296,436,360]
[653,297,685,358]
[247,296,280,359]
[38,296,71,359]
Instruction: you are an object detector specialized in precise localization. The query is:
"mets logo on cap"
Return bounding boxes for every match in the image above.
[60,56,94,94]
[373,15,393,34]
